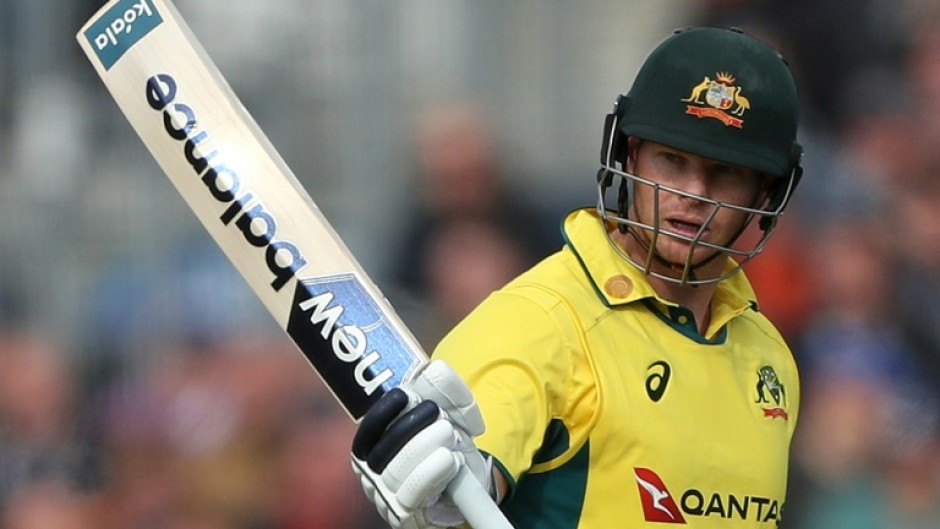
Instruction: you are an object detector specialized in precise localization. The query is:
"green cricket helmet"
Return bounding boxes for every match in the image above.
[597,27,804,285]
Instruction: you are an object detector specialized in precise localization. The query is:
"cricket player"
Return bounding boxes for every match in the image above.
[352,27,804,528]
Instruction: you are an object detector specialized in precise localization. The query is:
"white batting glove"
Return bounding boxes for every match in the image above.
[351,360,495,529]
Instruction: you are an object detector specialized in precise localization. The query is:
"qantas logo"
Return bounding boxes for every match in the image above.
[635,468,686,523]
[634,468,783,524]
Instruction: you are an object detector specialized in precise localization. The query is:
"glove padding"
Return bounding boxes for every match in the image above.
[351,360,493,529]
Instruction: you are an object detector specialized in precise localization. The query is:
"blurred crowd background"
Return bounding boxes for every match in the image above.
[0,0,939,527]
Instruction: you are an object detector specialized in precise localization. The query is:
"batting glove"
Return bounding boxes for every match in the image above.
[351,360,495,529]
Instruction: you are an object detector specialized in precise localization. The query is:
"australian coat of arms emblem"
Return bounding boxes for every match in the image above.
[681,72,749,128]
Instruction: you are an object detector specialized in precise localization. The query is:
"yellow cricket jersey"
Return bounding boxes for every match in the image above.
[433,208,800,528]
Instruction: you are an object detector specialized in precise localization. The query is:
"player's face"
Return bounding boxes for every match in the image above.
[626,140,769,270]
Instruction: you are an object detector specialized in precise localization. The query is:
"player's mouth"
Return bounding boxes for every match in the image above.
[664,217,707,240]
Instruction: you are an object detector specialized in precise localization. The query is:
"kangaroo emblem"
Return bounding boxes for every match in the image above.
[681,76,711,104]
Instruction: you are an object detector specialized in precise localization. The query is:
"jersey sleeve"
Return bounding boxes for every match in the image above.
[432,285,596,488]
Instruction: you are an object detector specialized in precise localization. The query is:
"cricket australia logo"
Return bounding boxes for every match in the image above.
[681,72,749,128]
[755,365,788,420]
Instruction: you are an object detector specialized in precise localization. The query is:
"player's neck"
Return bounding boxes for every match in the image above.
[611,227,719,334]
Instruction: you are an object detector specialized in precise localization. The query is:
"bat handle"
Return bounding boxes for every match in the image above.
[446,465,514,529]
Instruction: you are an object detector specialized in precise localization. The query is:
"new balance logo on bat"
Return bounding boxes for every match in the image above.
[143,70,419,418]
[145,73,309,292]
[83,0,162,70]
[287,274,422,419]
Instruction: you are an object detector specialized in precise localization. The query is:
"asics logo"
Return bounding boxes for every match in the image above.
[645,361,671,402]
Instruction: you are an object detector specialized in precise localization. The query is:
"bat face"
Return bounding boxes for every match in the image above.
[145,72,309,293]
[77,0,424,420]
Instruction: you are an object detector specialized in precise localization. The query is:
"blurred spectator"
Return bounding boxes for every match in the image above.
[391,103,559,308]
[786,221,940,529]
[82,328,385,529]
[882,435,940,529]
[0,333,90,503]
[740,218,818,343]
[89,378,177,529]
[696,0,909,133]
[271,401,385,529]
[4,480,92,529]
[790,375,895,529]
[419,218,529,345]
[885,147,940,412]
[897,6,940,318]
[792,221,930,393]
[791,373,940,529]
[906,8,940,146]
[157,339,298,529]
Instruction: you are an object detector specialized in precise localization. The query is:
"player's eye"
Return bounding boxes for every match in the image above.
[659,151,687,168]
[710,163,742,177]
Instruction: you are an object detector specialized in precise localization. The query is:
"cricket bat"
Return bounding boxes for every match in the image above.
[76,1,512,528]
